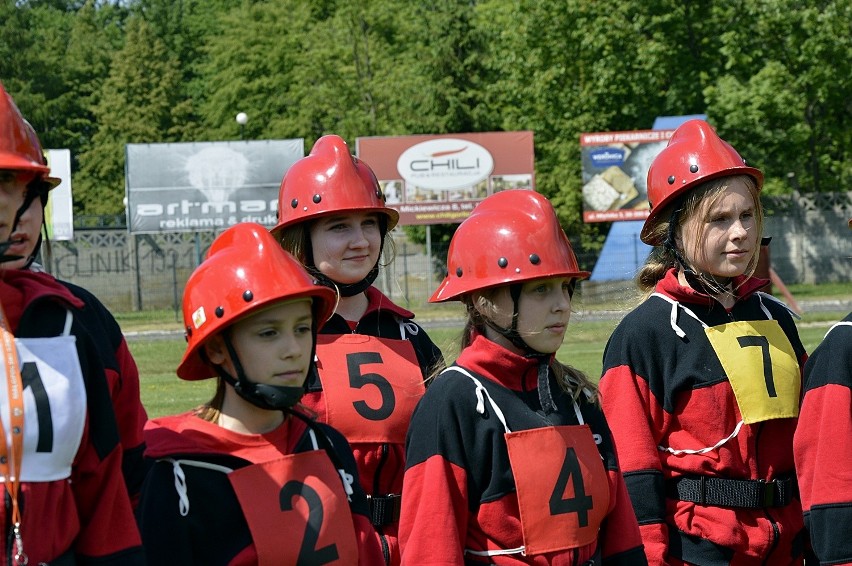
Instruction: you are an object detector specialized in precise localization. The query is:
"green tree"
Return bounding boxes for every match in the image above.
[705,0,851,194]
[76,16,191,216]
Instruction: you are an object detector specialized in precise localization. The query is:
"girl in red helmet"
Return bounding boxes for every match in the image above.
[399,189,646,565]
[2,124,148,508]
[273,135,444,565]
[0,83,145,564]
[793,218,852,565]
[137,222,383,565]
[599,120,808,565]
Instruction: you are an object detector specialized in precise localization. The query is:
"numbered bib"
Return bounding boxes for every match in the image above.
[505,425,610,555]
[0,336,86,482]
[315,334,425,444]
[705,320,800,424]
[229,450,359,566]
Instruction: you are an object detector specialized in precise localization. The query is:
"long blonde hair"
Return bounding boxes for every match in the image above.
[637,174,763,294]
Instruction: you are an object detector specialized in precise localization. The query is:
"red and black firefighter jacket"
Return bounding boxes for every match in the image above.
[400,332,646,565]
[0,269,144,565]
[139,409,383,565]
[600,269,808,566]
[794,312,852,565]
[302,285,444,565]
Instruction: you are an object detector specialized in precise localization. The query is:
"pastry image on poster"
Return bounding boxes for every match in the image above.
[582,166,638,211]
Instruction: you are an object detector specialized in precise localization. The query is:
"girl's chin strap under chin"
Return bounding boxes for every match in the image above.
[482,317,557,415]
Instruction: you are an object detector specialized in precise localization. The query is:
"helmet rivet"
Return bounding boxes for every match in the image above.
[515,268,521,273]
[456,267,463,277]
[303,206,308,211]
[529,254,540,265]
[290,198,298,208]
[312,194,322,204]
[667,175,676,185]
[243,290,254,302]
[689,164,699,173]
[215,306,225,318]
[497,257,508,268]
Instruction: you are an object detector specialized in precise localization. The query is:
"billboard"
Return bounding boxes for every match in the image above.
[44,149,73,241]
[580,129,675,223]
[125,139,304,234]
[356,131,535,226]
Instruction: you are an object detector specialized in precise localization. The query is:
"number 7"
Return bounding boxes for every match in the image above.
[737,335,776,397]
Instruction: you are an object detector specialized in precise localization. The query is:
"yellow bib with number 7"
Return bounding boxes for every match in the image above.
[705,320,800,424]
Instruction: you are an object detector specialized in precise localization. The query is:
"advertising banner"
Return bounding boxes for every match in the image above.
[44,149,73,241]
[356,131,535,226]
[580,129,675,223]
[125,139,304,234]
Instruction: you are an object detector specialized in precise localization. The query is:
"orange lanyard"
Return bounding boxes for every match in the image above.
[0,302,26,565]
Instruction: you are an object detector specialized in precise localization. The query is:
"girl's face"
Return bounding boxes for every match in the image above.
[3,194,42,270]
[205,299,314,387]
[679,178,758,281]
[490,277,573,355]
[0,170,33,242]
[308,212,381,284]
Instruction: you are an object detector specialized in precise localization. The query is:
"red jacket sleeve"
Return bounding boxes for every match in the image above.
[71,418,144,561]
[601,447,647,564]
[399,455,469,565]
[600,365,668,566]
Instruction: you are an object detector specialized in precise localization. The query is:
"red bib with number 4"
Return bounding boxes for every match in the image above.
[315,334,425,444]
[229,450,358,565]
[505,425,610,555]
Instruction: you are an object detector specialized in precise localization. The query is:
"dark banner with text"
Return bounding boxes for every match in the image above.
[125,139,304,234]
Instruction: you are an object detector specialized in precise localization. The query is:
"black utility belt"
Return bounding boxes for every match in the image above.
[666,474,796,509]
[368,493,401,526]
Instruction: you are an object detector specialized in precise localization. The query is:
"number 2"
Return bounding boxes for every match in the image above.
[280,480,339,565]
[737,335,776,397]
[549,447,593,527]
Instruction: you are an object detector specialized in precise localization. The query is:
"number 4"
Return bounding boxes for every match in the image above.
[550,447,593,527]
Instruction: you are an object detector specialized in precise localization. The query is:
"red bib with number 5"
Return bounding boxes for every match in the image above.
[229,450,358,565]
[315,334,425,444]
[505,425,610,555]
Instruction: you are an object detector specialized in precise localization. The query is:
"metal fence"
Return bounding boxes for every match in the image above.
[39,192,851,315]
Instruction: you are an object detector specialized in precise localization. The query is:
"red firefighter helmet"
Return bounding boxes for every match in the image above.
[642,119,763,245]
[271,135,399,237]
[178,222,337,380]
[430,189,590,303]
[0,83,60,189]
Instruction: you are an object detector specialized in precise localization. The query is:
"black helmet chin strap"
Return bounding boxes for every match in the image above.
[664,207,731,297]
[482,284,558,415]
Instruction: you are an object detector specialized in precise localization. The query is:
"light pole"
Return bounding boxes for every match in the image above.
[236,112,248,140]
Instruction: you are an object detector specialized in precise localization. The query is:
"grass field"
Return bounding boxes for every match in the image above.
[128,281,851,418]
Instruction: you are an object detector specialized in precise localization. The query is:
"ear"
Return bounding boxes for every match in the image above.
[203,334,228,365]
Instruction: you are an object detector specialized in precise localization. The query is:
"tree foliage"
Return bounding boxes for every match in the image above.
[1,0,848,239]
